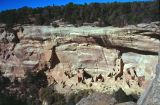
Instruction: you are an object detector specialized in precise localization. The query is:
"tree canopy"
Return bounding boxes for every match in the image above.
[0,1,159,27]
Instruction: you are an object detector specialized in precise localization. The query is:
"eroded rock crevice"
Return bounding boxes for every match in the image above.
[49,46,60,69]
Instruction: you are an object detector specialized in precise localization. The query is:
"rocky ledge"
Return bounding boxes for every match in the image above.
[0,21,159,105]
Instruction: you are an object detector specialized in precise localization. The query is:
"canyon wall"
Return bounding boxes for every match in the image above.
[137,54,160,105]
[0,22,159,102]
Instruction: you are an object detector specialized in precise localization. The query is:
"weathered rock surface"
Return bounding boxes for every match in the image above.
[76,92,117,105]
[137,64,160,105]
[122,52,157,80]
[115,101,137,105]
[0,22,159,102]
[55,43,120,75]
[22,21,160,53]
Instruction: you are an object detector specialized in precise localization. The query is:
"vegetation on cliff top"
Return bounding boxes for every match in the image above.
[0,1,159,28]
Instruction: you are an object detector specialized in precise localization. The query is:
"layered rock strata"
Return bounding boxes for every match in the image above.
[0,22,159,100]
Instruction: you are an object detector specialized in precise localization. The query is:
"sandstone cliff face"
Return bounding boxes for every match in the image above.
[137,64,160,105]
[55,43,120,75]
[0,22,159,102]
